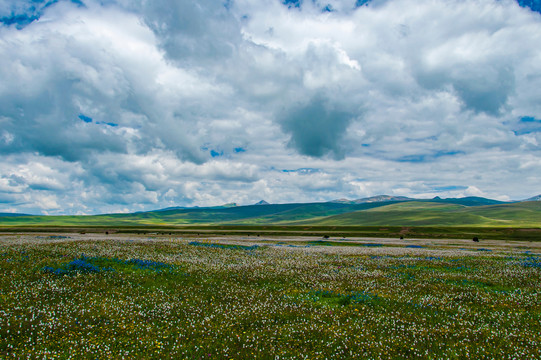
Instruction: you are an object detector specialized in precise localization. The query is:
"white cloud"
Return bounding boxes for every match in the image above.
[0,0,540,214]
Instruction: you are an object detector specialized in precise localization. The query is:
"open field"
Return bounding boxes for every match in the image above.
[1,233,541,359]
[2,225,541,242]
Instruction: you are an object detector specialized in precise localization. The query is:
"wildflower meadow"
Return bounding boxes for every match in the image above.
[1,234,540,359]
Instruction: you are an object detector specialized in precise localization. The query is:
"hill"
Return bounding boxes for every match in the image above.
[427,196,505,207]
[0,213,31,217]
[330,195,412,204]
[0,196,540,229]
[523,194,541,202]
[305,201,541,227]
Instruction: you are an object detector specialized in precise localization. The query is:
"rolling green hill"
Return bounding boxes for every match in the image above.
[305,201,541,227]
[0,199,540,229]
[0,202,397,227]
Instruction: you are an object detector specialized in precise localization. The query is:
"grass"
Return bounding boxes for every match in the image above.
[2,224,540,241]
[307,201,541,227]
[2,200,540,228]
[1,234,541,359]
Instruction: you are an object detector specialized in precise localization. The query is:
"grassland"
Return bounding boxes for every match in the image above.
[1,200,540,230]
[306,201,541,227]
[1,233,541,359]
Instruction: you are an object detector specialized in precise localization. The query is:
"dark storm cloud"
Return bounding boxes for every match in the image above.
[0,75,127,161]
[415,62,515,115]
[280,96,354,158]
[114,0,242,66]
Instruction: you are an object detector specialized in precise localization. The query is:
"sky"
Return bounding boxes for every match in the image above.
[0,0,540,215]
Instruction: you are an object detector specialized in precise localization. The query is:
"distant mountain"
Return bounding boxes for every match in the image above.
[354,195,413,204]
[428,196,505,207]
[220,203,238,208]
[152,206,194,212]
[330,195,412,204]
[2,196,541,227]
[522,194,541,201]
[151,203,237,212]
[331,195,505,207]
[331,198,352,204]
[0,212,31,217]
[142,195,517,214]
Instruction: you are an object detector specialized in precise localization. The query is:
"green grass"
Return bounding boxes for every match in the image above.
[305,201,541,227]
[1,224,541,241]
[2,200,541,228]
[1,201,540,244]
[1,235,540,359]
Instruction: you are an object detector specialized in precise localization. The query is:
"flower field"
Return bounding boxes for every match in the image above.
[1,234,540,359]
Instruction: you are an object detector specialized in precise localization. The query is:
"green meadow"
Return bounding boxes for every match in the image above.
[307,202,541,227]
[1,200,540,241]
[2,200,541,228]
[1,234,540,359]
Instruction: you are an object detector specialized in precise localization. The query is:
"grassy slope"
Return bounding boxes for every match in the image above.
[222,202,396,224]
[0,201,540,228]
[0,202,396,227]
[307,201,541,227]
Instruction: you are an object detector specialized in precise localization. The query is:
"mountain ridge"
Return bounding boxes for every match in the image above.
[110,194,541,215]
[2,198,540,228]
[524,194,541,201]
[2,194,540,219]
[330,195,413,204]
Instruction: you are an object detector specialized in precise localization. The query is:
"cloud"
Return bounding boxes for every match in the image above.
[0,0,83,29]
[112,0,242,66]
[1,0,541,214]
[279,95,355,158]
[0,0,234,164]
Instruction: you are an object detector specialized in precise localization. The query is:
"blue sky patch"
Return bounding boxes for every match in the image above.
[397,151,463,163]
[282,168,320,174]
[517,0,541,14]
[520,116,541,123]
[234,147,246,153]
[434,150,464,158]
[397,154,426,163]
[514,127,541,135]
[513,116,541,135]
[1,0,85,29]
[78,114,93,123]
[0,13,39,29]
[283,0,302,9]
[322,4,334,12]
[78,115,118,127]
[210,150,223,157]
[355,0,372,8]
[223,0,233,10]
